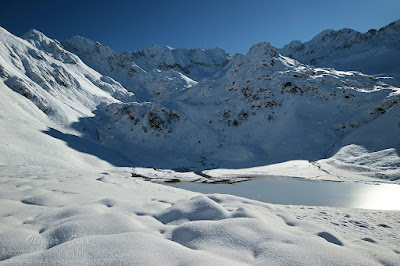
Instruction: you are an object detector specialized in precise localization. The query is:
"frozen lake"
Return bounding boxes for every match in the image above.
[170,177,400,210]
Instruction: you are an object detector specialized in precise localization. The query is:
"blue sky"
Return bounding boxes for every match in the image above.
[1,0,399,55]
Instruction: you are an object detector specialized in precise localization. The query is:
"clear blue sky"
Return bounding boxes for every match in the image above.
[1,0,399,55]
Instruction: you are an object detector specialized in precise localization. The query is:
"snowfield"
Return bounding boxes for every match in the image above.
[1,20,400,265]
[2,165,400,265]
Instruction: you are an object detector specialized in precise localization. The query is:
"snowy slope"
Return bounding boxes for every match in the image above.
[314,101,400,182]
[0,27,134,126]
[331,99,400,153]
[280,19,400,86]
[0,81,130,170]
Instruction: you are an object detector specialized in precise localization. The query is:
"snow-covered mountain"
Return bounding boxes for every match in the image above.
[1,22,399,172]
[280,19,400,86]
[0,27,135,126]
[63,37,229,101]
[82,41,398,169]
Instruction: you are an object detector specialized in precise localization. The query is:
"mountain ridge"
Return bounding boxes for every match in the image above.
[1,21,399,172]
[280,19,400,86]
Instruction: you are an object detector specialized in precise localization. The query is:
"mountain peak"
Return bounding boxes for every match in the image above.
[283,40,303,51]
[22,29,59,47]
[22,29,48,40]
[247,42,279,58]
[313,29,336,40]
[21,28,69,58]
[64,35,117,59]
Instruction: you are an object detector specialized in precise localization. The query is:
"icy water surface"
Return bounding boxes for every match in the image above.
[170,177,400,210]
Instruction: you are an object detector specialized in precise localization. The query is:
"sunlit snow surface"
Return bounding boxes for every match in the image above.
[1,166,400,265]
[354,184,400,210]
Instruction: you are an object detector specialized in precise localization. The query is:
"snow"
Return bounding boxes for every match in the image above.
[0,27,134,126]
[0,81,123,170]
[1,21,400,264]
[62,37,229,101]
[1,164,399,264]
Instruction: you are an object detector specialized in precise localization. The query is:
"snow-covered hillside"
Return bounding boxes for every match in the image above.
[280,19,400,86]
[0,27,135,126]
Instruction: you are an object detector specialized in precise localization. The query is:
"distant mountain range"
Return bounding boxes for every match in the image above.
[280,20,400,86]
[1,19,399,171]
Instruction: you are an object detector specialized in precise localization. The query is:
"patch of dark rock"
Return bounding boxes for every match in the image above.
[131,173,145,178]
[165,179,181,183]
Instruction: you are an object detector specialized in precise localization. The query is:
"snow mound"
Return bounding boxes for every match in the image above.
[318,145,400,181]
[43,212,148,248]
[21,194,68,207]
[156,194,398,265]
[155,195,230,224]
[4,232,242,265]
